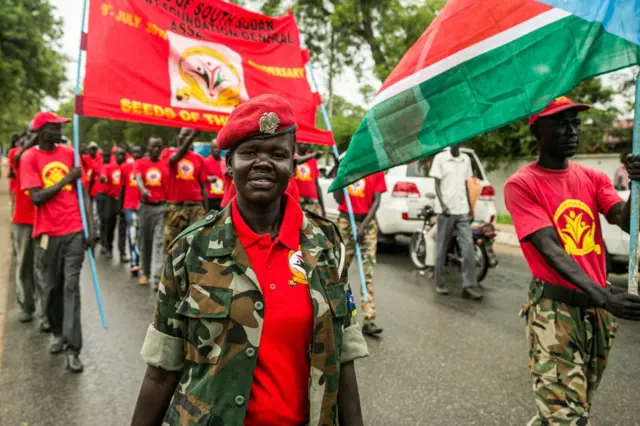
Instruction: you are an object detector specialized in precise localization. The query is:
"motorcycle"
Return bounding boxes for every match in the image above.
[409,202,498,283]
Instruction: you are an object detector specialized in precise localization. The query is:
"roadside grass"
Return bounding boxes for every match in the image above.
[496,213,513,225]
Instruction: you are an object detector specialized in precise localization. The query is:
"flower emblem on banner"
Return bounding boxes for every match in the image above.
[553,199,601,256]
[169,32,249,112]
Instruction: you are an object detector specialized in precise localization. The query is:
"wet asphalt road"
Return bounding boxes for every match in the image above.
[2,229,640,425]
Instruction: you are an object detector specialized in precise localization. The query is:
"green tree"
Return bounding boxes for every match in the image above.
[0,0,66,145]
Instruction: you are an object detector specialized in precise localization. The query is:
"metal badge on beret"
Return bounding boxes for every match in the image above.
[259,112,279,134]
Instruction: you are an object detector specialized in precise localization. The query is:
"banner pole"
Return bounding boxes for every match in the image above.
[628,72,640,295]
[300,36,369,303]
[73,0,108,328]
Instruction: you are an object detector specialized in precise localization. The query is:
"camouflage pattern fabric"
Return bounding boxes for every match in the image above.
[337,215,378,322]
[141,204,368,426]
[163,203,207,252]
[521,279,617,426]
[301,197,323,216]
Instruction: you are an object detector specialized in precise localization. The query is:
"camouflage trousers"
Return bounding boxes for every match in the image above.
[163,203,207,251]
[337,214,378,322]
[521,279,618,426]
[300,197,323,216]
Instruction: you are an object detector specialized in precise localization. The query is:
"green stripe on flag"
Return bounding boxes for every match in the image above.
[330,15,640,191]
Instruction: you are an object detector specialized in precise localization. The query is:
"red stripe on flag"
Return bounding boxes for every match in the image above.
[379,0,554,93]
[80,32,88,51]
[75,95,84,115]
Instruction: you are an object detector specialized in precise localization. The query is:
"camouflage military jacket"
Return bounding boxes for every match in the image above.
[141,205,369,426]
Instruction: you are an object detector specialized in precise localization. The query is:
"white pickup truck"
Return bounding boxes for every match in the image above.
[318,148,497,244]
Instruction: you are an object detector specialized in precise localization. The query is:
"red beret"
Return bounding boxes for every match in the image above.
[216,94,297,151]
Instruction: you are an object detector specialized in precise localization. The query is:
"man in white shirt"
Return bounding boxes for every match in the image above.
[429,145,483,300]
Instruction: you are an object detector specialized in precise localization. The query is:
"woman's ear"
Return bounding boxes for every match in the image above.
[226,151,234,176]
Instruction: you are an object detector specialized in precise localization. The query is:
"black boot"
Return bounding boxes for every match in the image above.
[362,322,383,336]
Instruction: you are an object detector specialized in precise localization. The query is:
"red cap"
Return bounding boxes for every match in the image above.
[216,94,297,151]
[32,111,71,131]
[529,96,590,125]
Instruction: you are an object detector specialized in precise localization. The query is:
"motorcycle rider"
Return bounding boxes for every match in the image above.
[429,145,483,300]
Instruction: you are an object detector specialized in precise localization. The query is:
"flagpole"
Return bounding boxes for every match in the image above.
[628,72,640,295]
[300,37,369,303]
[72,0,108,328]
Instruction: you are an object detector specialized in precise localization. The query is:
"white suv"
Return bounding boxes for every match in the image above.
[318,147,497,243]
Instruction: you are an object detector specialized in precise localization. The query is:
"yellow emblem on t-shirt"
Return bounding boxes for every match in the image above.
[553,199,601,256]
[295,164,312,181]
[176,159,195,180]
[347,179,366,197]
[42,161,72,191]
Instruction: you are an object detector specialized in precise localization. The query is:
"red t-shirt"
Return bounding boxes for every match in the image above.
[81,154,93,190]
[294,158,319,199]
[8,147,20,194]
[232,195,312,426]
[120,162,140,210]
[133,157,167,203]
[101,162,122,198]
[202,156,225,199]
[20,145,84,237]
[165,150,207,202]
[338,172,387,215]
[90,157,104,196]
[221,177,300,208]
[504,162,623,290]
[10,149,35,225]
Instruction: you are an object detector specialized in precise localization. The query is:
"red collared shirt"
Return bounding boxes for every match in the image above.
[232,195,313,426]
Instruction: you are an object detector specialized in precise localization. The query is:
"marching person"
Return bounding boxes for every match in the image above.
[10,134,38,324]
[20,111,94,373]
[504,96,640,425]
[7,133,21,213]
[202,141,225,211]
[162,128,208,250]
[131,94,368,426]
[100,147,128,262]
[87,142,103,241]
[429,145,483,300]
[294,142,324,216]
[134,137,167,290]
[121,145,143,277]
[334,170,386,336]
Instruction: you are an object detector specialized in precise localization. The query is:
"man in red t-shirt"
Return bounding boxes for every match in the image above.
[134,136,168,289]
[202,142,225,211]
[20,111,94,373]
[121,145,143,276]
[9,134,38,324]
[504,97,640,424]
[132,94,367,426]
[162,128,208,249]
[294,143,324,216]
[334,171,387,336]
[99,147,127,261]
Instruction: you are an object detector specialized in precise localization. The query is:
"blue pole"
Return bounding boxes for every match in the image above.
[628,72,640,295]
[72,0,108,328]
[300,37,368,303]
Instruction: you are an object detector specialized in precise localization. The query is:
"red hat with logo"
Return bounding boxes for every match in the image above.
[216,94,297,151]
[31,111,71,131]
[529,96,590,126]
